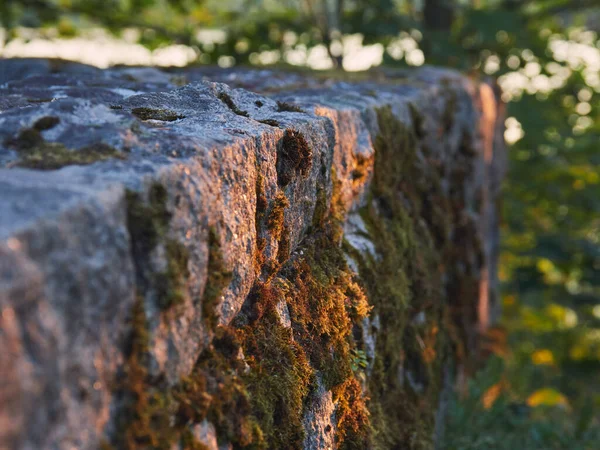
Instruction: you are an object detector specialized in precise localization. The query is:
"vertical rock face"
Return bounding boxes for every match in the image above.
[0,60,505,450]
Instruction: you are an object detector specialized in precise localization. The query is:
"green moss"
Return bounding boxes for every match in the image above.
[6,124,125,170]
[132,107,185,121]
[112,296,181,450]
[311,186,329,230]
[276,129,313,187]
[442,90,458,133]
[276,100,305,113]
[114,193,243,449]
[111,302,240,450]
[241,304,314,449]
[17,141,124,170]
[171,373,209,426]
[201,227,233,330]
[253,170,269,277]
[178,325,262,447]
[277,225,291,265]
[217,92,249,117]
[333,378,370,449]
[255,172,268,220]
[283,234,370,390]
[263,173,370,447]
[111,300,250,449]
[27,97,54,103]
[223,168,370,449]
[126,184,171,258]
[180,429,210,450]
[352,105,450,450]
[165,309,314,450]
[266,191,289,239]
[170,75,188,87]
[257,118,280,127]
[253,237,267,278]
[33,116,60,131]
[155,239,190,310]
[6,128,43,150]
[112,166,373,449]
[351,153,371,188]
[408,102,426,140]
[126,183,190,312]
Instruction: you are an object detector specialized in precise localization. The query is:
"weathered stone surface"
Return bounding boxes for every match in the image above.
[303,378,337,450]
[0,58,505,450]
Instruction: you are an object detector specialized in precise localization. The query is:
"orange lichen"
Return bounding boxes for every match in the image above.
[333,378,370,449]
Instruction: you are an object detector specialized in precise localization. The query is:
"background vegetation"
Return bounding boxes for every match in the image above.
[2,0,599,448]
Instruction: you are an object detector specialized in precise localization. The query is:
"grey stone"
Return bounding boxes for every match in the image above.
[302,378,336,450]
[192,420,232,450]
[275,298,292,329]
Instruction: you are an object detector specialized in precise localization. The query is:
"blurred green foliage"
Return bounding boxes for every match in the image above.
[428,3,600,448]
[2,0,599,447]
[444,356,600,449]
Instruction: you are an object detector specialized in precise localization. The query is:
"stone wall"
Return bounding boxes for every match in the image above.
[0,59,505,450]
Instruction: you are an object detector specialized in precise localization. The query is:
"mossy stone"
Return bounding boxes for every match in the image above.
[217,92,249,117]
[132,107,185,121]
[276,101,306,113]
[201,228,233,330]
[276,129,313,187]
[5,123,125,170]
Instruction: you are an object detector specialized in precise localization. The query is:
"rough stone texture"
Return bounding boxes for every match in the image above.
[0,58,505,450]
[302,378,337,450]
